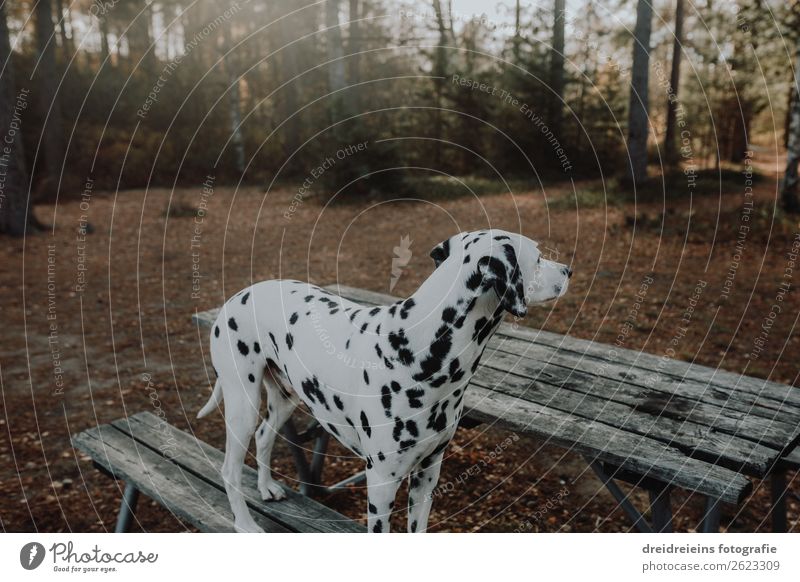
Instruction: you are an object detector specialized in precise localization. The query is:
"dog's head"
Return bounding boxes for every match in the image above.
[429,230,572,317]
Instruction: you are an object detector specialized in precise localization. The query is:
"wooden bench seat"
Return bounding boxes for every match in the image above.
[73,411,364,533]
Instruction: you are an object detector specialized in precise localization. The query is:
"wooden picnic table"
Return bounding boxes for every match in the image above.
[193,284,800,533]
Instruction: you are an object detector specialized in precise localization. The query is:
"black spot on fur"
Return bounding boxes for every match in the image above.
[289,312,298,325]
[411,520,418,532]
[228,317,238,331]
[388,304,398,317]
[237,340,249,356]
[253,342,261,354]
[442,307,457,323]
[373,520,383,533]
[360,411,372,437]
[400,298,416,319]
[327,423,340,436]
[304,294,314,302]
[346,339,351,349]
[363,369,369,384]
[214,326,220,338]
[427,401,449,432]
[345,417,355,428]
[375,344,383,358]
[248,373,255,382]
[369,307,380,316]
[397,348,415,366]
[381,386,392,418]
[360,323,368,334]
[393,417,404,441]
[390,381,401,393]
[241,292,250,304]
[301,376,328,409]
[399,439,416,451]
[269,332,278,352]
[377,451,385,462]
[413,325,452,382]
[334,394,344,410]
[376,324,381,335]
[286,333,294,349]
[368,502,377,514]
[406,388,424,408]
[405,420,419,437]
[430,375,448,387]
[388,329,409,350]
[383,357,395,370]
[349,310,360,322]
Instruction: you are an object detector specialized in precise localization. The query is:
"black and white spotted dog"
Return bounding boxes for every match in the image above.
[198,229,572,533]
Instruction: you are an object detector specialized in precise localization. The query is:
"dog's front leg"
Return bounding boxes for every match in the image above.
[407,451,445,533]
[366,470,402,533]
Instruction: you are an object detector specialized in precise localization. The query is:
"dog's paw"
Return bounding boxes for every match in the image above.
[234,520,265,533]
[259,480,286,502]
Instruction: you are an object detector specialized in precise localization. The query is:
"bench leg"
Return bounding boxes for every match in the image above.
[585,457,653,533]
[648,486,673,533]
[700,496,721,533]
[114,483,140,533]
[771,470,788,533]
[281,419,313,494]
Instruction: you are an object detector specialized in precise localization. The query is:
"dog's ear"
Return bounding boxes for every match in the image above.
[477,244,527,318]
[429,237,451,268]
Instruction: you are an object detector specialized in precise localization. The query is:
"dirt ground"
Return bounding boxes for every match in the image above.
[1,156,799,533]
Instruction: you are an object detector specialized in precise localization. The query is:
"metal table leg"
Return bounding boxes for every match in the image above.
[649,486,673,533]
[771,470,788,533]
[114,483,140,533]
[700,496,721,533]
[585,457,653,533]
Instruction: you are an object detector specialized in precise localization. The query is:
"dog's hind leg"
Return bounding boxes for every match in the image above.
[219,372,263,533]
[366,470,402,533]
[407,450,446,533]
[254,377,297,501]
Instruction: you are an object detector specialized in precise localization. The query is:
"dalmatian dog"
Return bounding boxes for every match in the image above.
[198,229,572,533]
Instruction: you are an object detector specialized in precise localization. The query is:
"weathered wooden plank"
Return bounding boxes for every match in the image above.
[114,412,364,533]
[469,366,778,476]
[72,424,289,533]
[462,384,752,504]
[478,350,799,453]
[499,324,800,408]
[780,446,800,470]
[486,334,800,425]
[328,284,800,407]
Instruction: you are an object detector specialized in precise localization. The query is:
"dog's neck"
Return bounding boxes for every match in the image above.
[400,258,505,379]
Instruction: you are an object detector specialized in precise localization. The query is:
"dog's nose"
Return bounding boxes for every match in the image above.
[562,266,573,279]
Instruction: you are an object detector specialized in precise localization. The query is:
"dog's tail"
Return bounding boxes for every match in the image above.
[197,378,223,419]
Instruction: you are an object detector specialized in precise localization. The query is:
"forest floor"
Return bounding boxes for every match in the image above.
[2,156,799,533]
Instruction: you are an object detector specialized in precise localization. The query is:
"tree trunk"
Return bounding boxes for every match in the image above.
[625,0,653,187]
[98,14,111,63]
[549,0,565,136]
[431,0,450,165]
[664,0,684,162]
[54,0,72,60]
[512,0,522,62]
[348,0,361,110]
[781,45,800,214]
[326,0,348,125]
[221,13,245,174]
[34,0,65,200]
[127,0,156,73]
[0,4,33,236]
[273,0,303,160]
